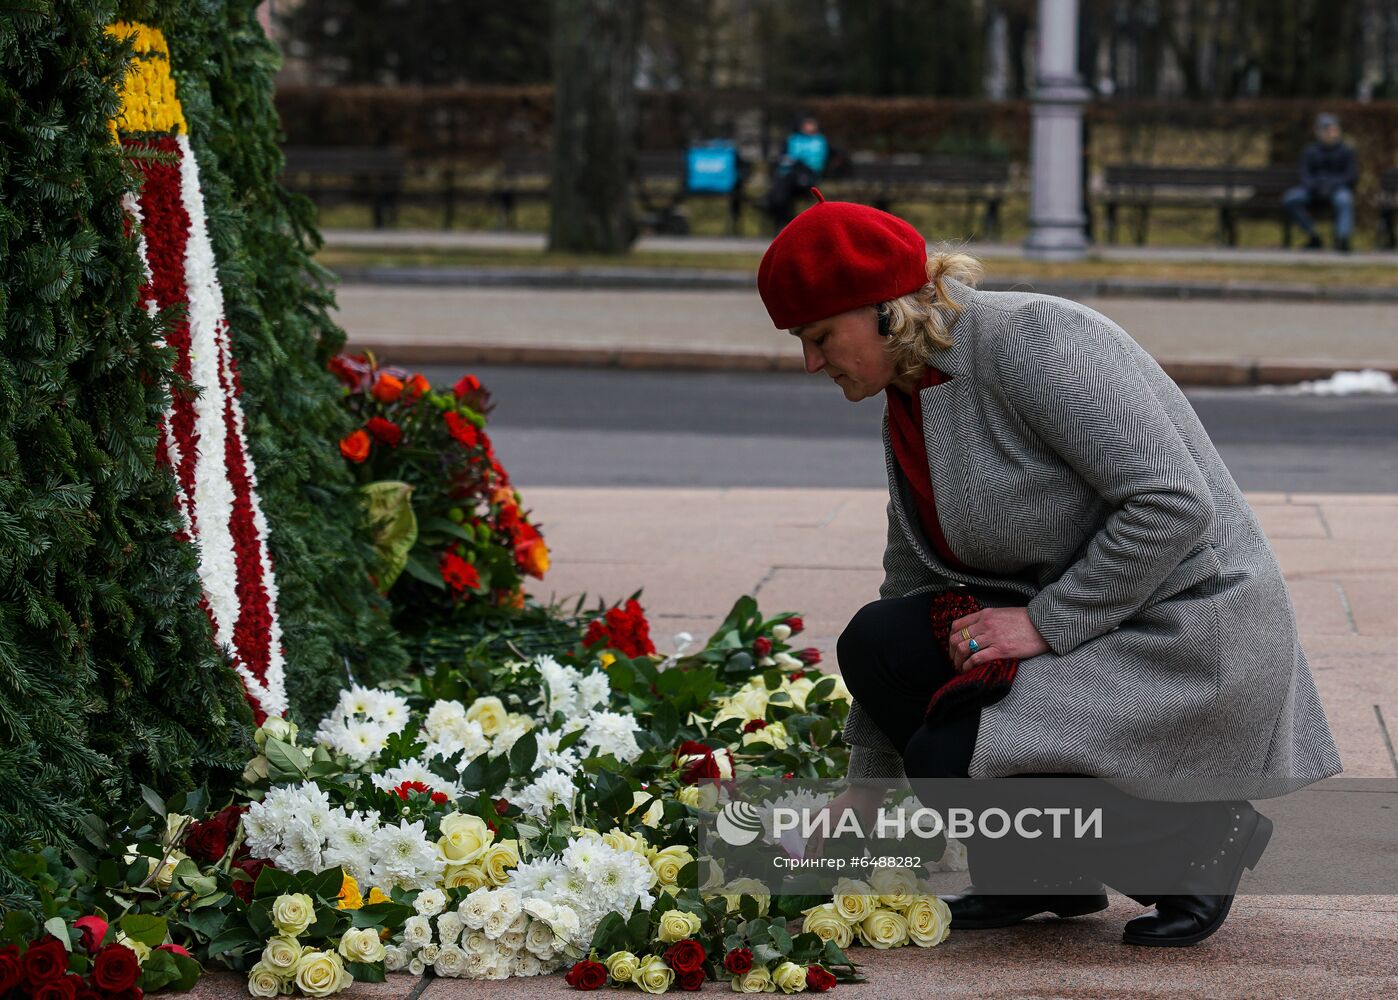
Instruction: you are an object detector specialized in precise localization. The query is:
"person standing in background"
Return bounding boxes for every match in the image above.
[1283,113,1359,252]
[764,114,833,232]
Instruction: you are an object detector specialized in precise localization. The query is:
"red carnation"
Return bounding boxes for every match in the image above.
[582,599,656,658]
[453,374,481,399]
[743,719,768,734]
[753,636,772,657]
[806,965,837,991]
[723,947,753,976]
[443,411,480,448]
[74,915,109,952]
[92,944,140,993]
[22,938,68,986]
[439,551,480,593]
[564,958,607,990]
[0,946,23,994]
[339,429,370,463]
[662,939,706,974]
[35,975,79,1000]
[370,373,404,403]
[785,616,804,634]
[366,417,402,447]
[677,966,706,990]
[798,647,822,666]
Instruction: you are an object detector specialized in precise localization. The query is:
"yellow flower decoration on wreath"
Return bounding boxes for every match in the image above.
[107,21,188,136]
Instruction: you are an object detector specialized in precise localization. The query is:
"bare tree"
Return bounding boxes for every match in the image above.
[548,0,642,254]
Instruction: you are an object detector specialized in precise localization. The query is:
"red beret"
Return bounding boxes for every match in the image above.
[757,189,928,329]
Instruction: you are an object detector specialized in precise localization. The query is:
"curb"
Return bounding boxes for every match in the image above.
[333,265,1398,303]
[345,340,1398,387]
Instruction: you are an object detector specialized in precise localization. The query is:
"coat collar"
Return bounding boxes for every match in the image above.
[916,275,978,380]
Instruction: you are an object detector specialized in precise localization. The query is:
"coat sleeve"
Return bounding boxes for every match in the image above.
[993,303,1214,657]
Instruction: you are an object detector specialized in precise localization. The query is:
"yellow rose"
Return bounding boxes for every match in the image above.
[365,887,391,905]
[868,868,919,911]
[628,791,665,828]
[247,962,283,998]
[798,903,853,949]
[442,862,488,890]
[294,950,352,998]
[650,845,694,891]
[856,909,909,949]
[656,908,703,943]
[904,896,952,947]
[438,812,493,863]
[464,696,507,736]
[741,721,790,750]
[721,878,770,917]
[732,965,775,992]
[480,839,520,885]
[272,893,316,937]
[152,850,186,891]
[602,829,648,855]
[831,878,876,923]
[114,931,150,964]
[337,874,363,911]
[676,785,701,808]
[605,950,641,983]
[635,954,676,995]
[771,961,807,994]
[163,813,192,850]
[261,935,302,974]
[337,927,385,964]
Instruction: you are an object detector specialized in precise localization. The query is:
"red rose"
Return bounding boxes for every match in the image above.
[74,915,109,952]
[22,938,69,986]
[365,417,402,447]
[327,353,371,390]
[753,636,772,657]
[805,964,837,991]
[184,817,231,864]
[35,974,79,1000]
[494,798,509,815]
[92,944,140,993]
[564,958,607,990]
[76,987,104,1000]
[103,989,142,1000]
[438,551,480,593]
[785,616,804,634]
[452,374,481,399]
[0,945,23,994]
[798,647,822,666]
[370,373,404,403]
[154,944,191,959]
[723,947,753,976]
[443,411,480,448]
[231,857,273,904]
[677,966,706,991]
[742,719,768,734]
[662,938,706,974]
[782,771,794,779]
[338,429,370,463]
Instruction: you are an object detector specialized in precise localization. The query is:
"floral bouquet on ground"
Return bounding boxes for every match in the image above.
[327,353,548,623]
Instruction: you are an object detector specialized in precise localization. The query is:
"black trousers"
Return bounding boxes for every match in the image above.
[837,593,1251,902]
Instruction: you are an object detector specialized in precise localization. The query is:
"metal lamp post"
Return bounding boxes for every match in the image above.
[1024,0,1091,258]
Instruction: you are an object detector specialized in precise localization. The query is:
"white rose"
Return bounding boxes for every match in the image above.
[294,950,353,998]
[256,716,299,748]
[832,878,876,923]
[433,944,468,978]
[733,965,774,992]
[402,914,433,949]
[905,896,952,947]
[438,813,492,863]
[869,867,919,910]
[261,935,302,974]
[383,945,409,972]
[465,696,508,736]
[772,961,808,994]
[605,950,641,983]
[242,754,270,785]
[857,909,910,949]
[414,887,447,917]
[635,954,676,994]
[272,893,316,937]
[799,903,854,949]
[418,943,440,964]
[337,927,385,964]
[628,791,665,828]
[436,912,464,948]
[656,908,703,943]
[407,957,425,976]
[247,962,283,998]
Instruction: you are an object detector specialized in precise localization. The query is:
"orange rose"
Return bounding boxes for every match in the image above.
[518,537,550,578]
[339,429,371,463]
[407,374,431,399]
[370,373,404,403]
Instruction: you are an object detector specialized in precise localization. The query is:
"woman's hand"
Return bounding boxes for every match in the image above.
[947,606,1049,672]
[802,785,885,860]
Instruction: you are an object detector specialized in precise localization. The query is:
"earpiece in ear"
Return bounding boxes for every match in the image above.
[876,305,892,337]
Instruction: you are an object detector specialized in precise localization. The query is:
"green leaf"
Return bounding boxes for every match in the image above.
[44,918,70,949]
[206,926,262,959]
[626,908,650,950]
[263,739,311,783]
[350,901,414,931]
[305,866,346,902]
[509,730,538,777]
[137,949,182,992]
[139,785,167,818]
[751,943,784,965]
[252,866,298,899]
[116,914,167,949]
[402,550,447,589]
[360,481,419,591]
[345,961,385,983]
[770,924,792,952]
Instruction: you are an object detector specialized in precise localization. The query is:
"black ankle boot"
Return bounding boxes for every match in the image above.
[940,885,1109,930]
[1122,807,1273,947]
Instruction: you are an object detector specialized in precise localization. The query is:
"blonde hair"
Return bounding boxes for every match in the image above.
[880,248,983,379]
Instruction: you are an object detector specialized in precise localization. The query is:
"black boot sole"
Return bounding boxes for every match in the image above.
[1122,812,1273,947]
[952,894,1110,930]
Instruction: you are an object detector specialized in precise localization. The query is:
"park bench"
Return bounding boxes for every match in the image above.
[1100,165,1322,247]
[811,157,1012,240]
[281,146,406,229]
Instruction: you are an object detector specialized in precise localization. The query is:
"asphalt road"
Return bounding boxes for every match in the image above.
[419,364,1398,493]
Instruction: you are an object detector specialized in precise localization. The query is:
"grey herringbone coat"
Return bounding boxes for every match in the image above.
[843,277,1342,801]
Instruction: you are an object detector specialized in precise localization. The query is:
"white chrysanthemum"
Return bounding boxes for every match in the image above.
[323,810,378,882]
[415,887,447,917]
[274,818,324,874]
[560,838,602,874]
[240,804,280,859]
[508,856,565,900]
[535,656,581,717]
[402,915,433,950]
[370,819,445,890]
[576,671,611,712]
[341,718,391,764]
[433,944,467,978]
[489,716,533,757]
[369,689,410,731]
[580,710,643,763]
[515,769,576,821]
[424,700,468,740]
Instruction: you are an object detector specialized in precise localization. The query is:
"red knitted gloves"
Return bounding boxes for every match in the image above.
[925,590,1019,724]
